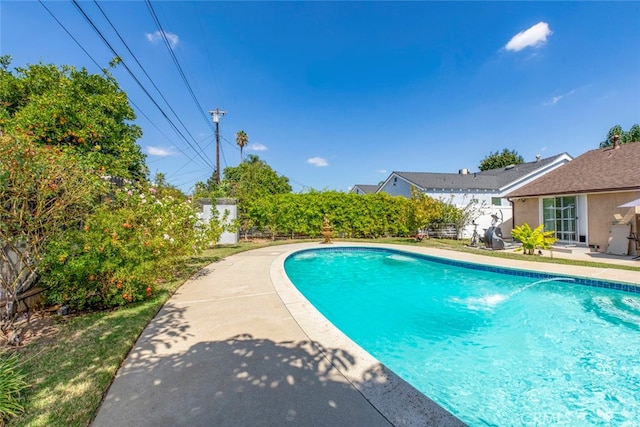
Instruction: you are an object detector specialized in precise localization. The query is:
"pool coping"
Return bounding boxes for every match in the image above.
[269,242,640,426]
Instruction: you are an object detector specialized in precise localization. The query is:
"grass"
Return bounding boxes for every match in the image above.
[3,237,638,426]
[0,353,28,424]
[4,242,268,427]
[352,236,640,272]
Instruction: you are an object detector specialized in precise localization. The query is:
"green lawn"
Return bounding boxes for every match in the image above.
[4,243,264,427]
[3,238,639,426]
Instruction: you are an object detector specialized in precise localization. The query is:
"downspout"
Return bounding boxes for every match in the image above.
[509,198,515,233]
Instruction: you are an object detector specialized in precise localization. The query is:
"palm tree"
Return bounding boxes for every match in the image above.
[236,130,248,162]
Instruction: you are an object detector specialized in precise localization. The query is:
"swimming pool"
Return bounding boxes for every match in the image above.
[284,247,640,426]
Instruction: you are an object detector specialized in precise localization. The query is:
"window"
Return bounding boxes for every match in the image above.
[543,196,576,241]
[491,197,502,206]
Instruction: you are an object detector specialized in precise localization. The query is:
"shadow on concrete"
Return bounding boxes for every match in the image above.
[93,334,392,427]
[132,302,193,354]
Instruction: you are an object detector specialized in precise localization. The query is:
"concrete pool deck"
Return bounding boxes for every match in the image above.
[92,242,640,427]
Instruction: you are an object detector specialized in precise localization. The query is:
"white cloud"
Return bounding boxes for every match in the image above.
[505,22,552,52]
[146,145,176,157]
[146,31,179,48]
[543,85,590,106]
[377,169,387,174]
[307,157,328,167]
[248,143,267,151]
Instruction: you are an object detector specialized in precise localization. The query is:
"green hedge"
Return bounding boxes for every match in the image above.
[245,191,414,238]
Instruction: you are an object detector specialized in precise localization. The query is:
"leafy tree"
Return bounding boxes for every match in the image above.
[0,134,102,331]
[236,130,248,162]
[152,172,185,199]
[0,59,146,179]
[408,187,442,232]
[193,181,209,199]
[192,170,232,200]
[478,148,524,171]
[600,125,624,148]
[599,124,640,147]
[628,124,640,143]
[223,155,291,205]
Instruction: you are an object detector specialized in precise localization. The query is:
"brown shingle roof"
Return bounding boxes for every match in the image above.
[505,142,640,198]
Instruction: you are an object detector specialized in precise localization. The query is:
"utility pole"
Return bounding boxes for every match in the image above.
[209,108,226,184]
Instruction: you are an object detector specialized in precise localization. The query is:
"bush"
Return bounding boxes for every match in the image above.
[246,191,413,239]
[41,185,224,310]
[0,353,28,424]
[512,223,557,255]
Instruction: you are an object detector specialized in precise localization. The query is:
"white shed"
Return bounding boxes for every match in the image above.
[197,198,239,245]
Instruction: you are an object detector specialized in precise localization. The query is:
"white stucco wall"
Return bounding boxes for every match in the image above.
[378,178,512,238]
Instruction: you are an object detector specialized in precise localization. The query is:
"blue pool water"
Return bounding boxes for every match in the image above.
[284,248,640,426]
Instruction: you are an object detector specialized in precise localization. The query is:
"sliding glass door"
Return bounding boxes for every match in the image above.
[543,196,577,241]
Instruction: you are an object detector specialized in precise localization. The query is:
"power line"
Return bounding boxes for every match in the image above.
[220,135,242,151]
[193,1,223,110]
[70,0,215,170]
[92,0,210,164]
[145,0,214,131]
[38,0,174,151]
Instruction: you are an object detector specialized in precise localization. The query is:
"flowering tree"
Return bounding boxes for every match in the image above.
[0,57,146,180]
[0,134,101,328]
[41,185,224,309]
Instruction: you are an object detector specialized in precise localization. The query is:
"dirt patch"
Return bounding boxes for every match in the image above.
[1,311,60,350]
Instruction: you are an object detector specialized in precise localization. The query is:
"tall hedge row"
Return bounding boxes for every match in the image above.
[245,191,415,238]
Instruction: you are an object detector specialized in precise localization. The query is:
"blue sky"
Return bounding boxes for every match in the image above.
[2,1,639,193]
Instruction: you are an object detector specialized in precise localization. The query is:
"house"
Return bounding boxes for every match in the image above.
[350,184,380,195]
[375,153,573,237]
[505,141,640,256]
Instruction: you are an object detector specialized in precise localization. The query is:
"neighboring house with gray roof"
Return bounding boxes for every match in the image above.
[350,184,380,195]
[376,153,572,237]
[505,142,640,256]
